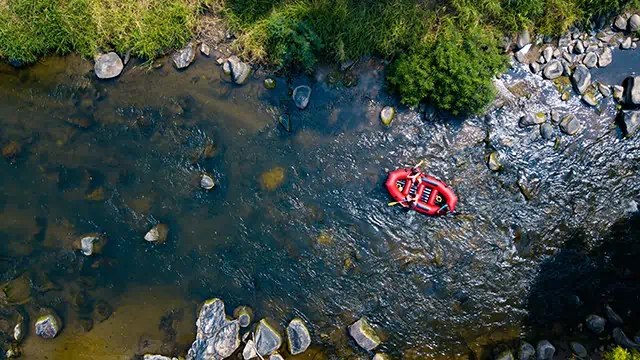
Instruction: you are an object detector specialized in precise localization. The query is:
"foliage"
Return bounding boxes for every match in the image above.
[604,347,640,360]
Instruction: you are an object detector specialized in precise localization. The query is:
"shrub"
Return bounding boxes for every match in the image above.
[604,346,640,360]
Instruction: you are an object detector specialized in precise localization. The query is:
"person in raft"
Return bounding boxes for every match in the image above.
[405,167,423,208]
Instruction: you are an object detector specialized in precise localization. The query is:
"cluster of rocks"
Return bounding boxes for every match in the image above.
[586,305,640,350]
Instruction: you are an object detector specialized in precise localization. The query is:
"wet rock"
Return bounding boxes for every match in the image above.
[2,274,32,305]
[264,78,276,89]
[542,60,563,79]
[349,317,381,351]
[582,92,598,107]
[618,110,640,137]
[540,123,554,140]
[571,65,591,94]
[2,141,22,160]
[144,356,179,360]
[519,342,535,360]
[373,354,390,360]
[614,85,625,102]
[599,47,612,67]
[570,342,587,358]
[144,224,169,244]
[380,106,395,126]
[290,86,313,111]
[95,52,123,79]
[574,41,585,54]
[586,314,606,334]
[255,319,282,356]
[35,312,62,339]
[515,44,532,63]
[4,343,20,358]
[278,115,292,132]
[560,114,581,135]
[621,37,632,50]
[629,14,640,32]
[243,340,257,360]
[287,318,311,355]
[227,56,252,85]
[172,42,197,69]
[558,33,571,47]
[606,304,624,325]
[73,233,107,256]
[623,76,640,105]
[530,62,540,74]
[562,60,572,77]
[200,43,211,57]
[517,30,531,49]
[496,349,514,360]
[200,174,215,190]
[487,152,502,171]
[13,313,26,342]
[583,52,598,68]
[552,48,561,59]
[520,113,546,127]
[269,353,284,360]
[536,340,555,360]
[543,47,553,62]
[613,328,640,350]
[186,298,240,360]
[233,306,253,328]
[599,83,612,97]
[614,15,629,31]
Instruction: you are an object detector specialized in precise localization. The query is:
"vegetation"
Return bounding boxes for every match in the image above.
[604,347,640,360]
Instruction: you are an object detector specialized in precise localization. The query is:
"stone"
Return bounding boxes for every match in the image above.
[94,52,124,79]
[614,15,629,31]
[74,233,107,256]
[517,30,531,49]
[574,41,585,54]
[227,56,252,85]
[530,62,540,74]
[519,113,546,127]
[292,85,312,110]
[582,92,598,106]
[586,314,606,334]
[222,61,231,75]
[599,83,612,97]
[35,312,62,339]
[515,44,532,63]
[269,353,284,360]
[553,48,561,58]
[380,106,395,126]
[583,52,598,68]
[551,110,561,124]
[540,123,554,140]
[538,55,546,64]
[200,43,211,57]
[629,14,640,32]
[562,51,573,63]
[144,224,169,244]
[542,60,563,79]
[233,306,253,328]
[543,47,553,62]
[619,110,640,137]
[4,344,20,359]
[349,317,381,351]
[373,354,390,360]
[623,76,640,105]
[264,78,276,89]
[571,65,591,94]
[186,298,241,360]
[255,319,282,356]
[287,318,311,355]
[570,342,587,358]
[172,42,196,69]
[13,314,25,342]
[243,340,257,360]
[278,115,292,132]
[519,342,535,360]
[201,174,215,190]
[613,85,625,102]
[613,328,640,350]
[536,340,555,360]
[487,152,502,171]
[558,33,571,47]
[496,349,514,360]
[621,37,632,50]
[560,114,581,135]
[144,356,179,360]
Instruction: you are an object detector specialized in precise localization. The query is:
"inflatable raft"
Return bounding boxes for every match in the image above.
[385,168,458,215]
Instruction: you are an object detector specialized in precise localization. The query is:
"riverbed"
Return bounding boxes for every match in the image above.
[0,50,639,359]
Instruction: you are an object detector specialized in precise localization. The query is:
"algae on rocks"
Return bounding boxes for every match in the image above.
[34,311,62,339]
[348,317,381,351]
[380,106,395,126]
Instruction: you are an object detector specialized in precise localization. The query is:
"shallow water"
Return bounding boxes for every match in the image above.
[0,51,639,359]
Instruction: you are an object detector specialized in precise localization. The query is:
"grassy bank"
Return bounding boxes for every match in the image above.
[1,0,639,114]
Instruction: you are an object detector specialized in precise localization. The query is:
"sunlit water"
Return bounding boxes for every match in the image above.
[0,51,638,359]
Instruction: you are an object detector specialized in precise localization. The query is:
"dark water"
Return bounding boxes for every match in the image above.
[0,51,639,359]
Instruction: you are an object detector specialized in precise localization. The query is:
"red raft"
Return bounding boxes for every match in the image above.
[385,168,458,215]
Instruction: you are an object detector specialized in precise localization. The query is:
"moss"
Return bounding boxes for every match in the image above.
[604,347,640,360]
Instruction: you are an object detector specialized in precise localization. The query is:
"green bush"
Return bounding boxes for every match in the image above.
[604,346,640,360]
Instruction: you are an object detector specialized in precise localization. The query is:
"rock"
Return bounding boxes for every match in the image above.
[269,353,284,360]
[582,92,598,106]
[543,47,553,62]
[560,114,581,135]
[519,342,535,360]
[144,356,179,360]
[551,110,561,124]
[536,341,555,360]
[599,83,612,97]
[348,317,381,351]
[74,233,107,256]
[227,56,252,85]
[222,61,231,75]
[292,85,312,110]
[94,52,124,79]
[243,340,257,360]
[93,299,113,322]
[542,60,563,79]
[559,33,571,47]
[4,344,20,359]
[540,123,554,140]
[201,174,215,190]
[614,85,625,102]
[200,43,211,57]
[172,42,196,69]
[515,44,532,63]
[144,224,169,244]
[583,52,598,68]
[233,306,253,328]
[496,349,514,360]
[619,109,640,137]
[621,37,632,50]
[570,342,587,358]
[35,312,62,339]
[255,319,282,356]
[574,41,585,54]
[186,298,241,360]
[517,30,531,49]
[562,51,573,63]
[264,78,276,89]
[629,14,640,32]
[613,328,640,350]
[538,55,546,65]
[487,152,502,171]
[623,76,640,105]
[633,42,638,49]
[530,62,540,74]
[278,115,291,132]
[571,65,591,94]
[13,314,25,342]
[380,106,395,126]
[373,354,390,360]
[614,15,629,31]
[598,47,612,67]
[586,314,606,334]
[519,113,546,127]
[2,140,21,160]
[287,318,311,355]
[553,48,561,58]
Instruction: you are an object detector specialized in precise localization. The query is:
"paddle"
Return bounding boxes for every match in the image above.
[388,199,409,206]
[412,160,424,169]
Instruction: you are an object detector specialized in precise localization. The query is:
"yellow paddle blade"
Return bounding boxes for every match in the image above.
[388,201,401,206]
[414,160,424,168]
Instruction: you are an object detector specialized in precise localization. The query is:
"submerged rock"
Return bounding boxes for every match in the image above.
[586,314,606,334]
[519,113,546,127]
[560,114,581,135]
[623,76,640,106]
[542,60,563,79]
[349,317,381,351]
[613,328,640,349]
[255,319,282,356]
[519,341,535,360]
[172,42,197,69]
[201,174,215,190]
[227,56,252,85]
[233,306,253,328]
[571,65,591,94]
[287,318,311,355]
[487,152,503,171]
[264,78,276,89]
[144,224,169,244]
[74,233,107,256]
[380,106,395,126]
[35,312,62,339]
[293,85,312,110]
[186,298,240,360]
[536,340,555,360]
[570,342,587,358]
[278,115,292,132]
[599,47,612,67]
[540,123,554,140]
[2,140,21,160]
[4,343,20,358]
[95,52,124,79]
[618,110,640,137]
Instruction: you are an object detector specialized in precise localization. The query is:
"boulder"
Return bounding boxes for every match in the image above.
[227,56,252,85]
[623,76,640,105]
[74,233,107,256]
[201,174,215,190]
[586,314,606,334]
[515,44,532,63]
[621,37,632,50]
[292,85,312,110]
[373,354,390,360]
[614,15,629,31]
[516,30,531,49]
[570,342,587,358]
[613,85,625,102]
[243,340,257,360]
[519,342,535,360]
[496,349,514,360]
[629,14,640,32]
[598,47,612,67]
[618,110,640,137]
[487,152,502,171]
[560,114,581,135]
[380,106,395,126]
[613,328,640,350]
[558,33,571,47]
[287,318,311,355]
[583,52,598,68]
[519,113,546,127]
[543,47,553,62]
[233,306,253,328]
[144,224,169,244]
[571,65,591,94]
[255,319,282,356]
[542,60,563,79]
[35,312,62,339]
[574,41,585,54]
[200,43,211,57]
[599,83,612,97]
[94,52,124,79]
[536,341,555,360]
[530,62,540,74]
[540,123,554,140]
[172,42,196,69]
[185,299,240,360]
[348,317,381,351]
[582,92,598,107]
[144,356,179,360]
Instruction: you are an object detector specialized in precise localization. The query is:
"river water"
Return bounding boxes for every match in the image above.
[0,51,638,359]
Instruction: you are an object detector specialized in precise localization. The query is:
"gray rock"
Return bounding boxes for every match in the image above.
[574,41,585,54]
[269,353,284,360]
[540,123,554,140]
[583,52,598,68]
[515,44,532,63]
[629,14,640,32]
[553,48,561,59]
[570,342,587,358]
[621,37,632,50]
[619,110,640,137]
[571,65,591,94]
[520,113,546,127]
[530,62,540,74]
[623,76,640,105]
[496,349,514,360]
[255,319,282,356]
[94,52,124,79]
[613,328,640,350]
[76,233,106,256]
[144,224,169,244]
[551,110,561,124]
[278,115,291,133]
[562,50,573,63]
[599,83,612,97]
[614,85,625,102]
[186,298,240,360]
[264,78,276,89]
[35,312,62,339]
[517,30,531,49]
[598,47,612,67]
[292,85,312,110]
[243,340,257,360]
[373,354,390,360]
[349,317,381,351]
[200,43,211,57]
[614,15,629,31]
[144,356,179,360]
[380,106,395,126]
[227,56,252,85]
[538,55,546,65]
[543,60,563,79]
[543,47,554,62]
[487,152,502,171]
[233,306,253,328]
[172,42,196,69]
[201,174,215,190]
[287,318,311,355]
[606,305,623,326]
[562,60,573,76]
[582,92,598,106]
[519,342,535,360]
[536,340,555,360]
[560,114,581,135]
[558,33,571,47]
[586,314,606,334]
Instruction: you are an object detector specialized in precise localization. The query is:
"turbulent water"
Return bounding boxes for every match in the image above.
[0,52,639,359]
